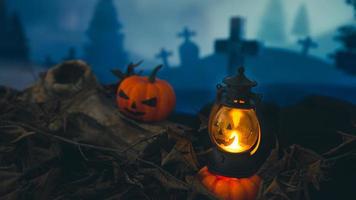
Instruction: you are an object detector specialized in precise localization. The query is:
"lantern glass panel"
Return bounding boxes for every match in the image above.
[209,105,260,153]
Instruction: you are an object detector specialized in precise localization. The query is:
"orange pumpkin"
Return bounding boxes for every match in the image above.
[116,65,176,122]
[198,166,261,200]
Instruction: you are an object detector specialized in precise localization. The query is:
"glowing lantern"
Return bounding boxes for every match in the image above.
[198,67,266,200]
[209,106,261,154]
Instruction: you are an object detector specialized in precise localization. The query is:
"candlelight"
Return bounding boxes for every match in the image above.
[224,131,244,152]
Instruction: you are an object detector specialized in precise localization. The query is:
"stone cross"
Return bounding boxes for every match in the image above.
[215,17,259,76]
[155,48,173,67]
[178,27,196,42]
[298,36,318,55]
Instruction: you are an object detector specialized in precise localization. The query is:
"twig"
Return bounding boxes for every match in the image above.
[77,145,89,161]
[0,120,196,197]
[121,133,163,153]
[323,133,356,158]
[196,148,212,156]
[136,157,189,189]
[0,120,125,155]
[1,120,187,188]
[1,120,163,156]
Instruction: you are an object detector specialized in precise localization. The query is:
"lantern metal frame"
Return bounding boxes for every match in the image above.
[207,67,266,178]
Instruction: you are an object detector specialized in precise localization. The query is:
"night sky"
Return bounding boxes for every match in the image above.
[6,0,355,65]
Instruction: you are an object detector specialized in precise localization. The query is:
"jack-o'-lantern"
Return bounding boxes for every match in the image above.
[198,166,261,200]
[116,65,176,122]
[209,106,261,155]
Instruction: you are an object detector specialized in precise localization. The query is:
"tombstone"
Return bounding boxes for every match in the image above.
[155,48,173,68]
[297,36,318,55]
[215,17,259,75]
[177,27,200,67]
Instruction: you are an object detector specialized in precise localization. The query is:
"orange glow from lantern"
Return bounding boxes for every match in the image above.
[224,131,244,152]
[209,105,261,154]
[198,166,261,200]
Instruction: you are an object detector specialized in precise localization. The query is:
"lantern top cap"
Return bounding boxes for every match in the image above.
[223,67,257,88]
[218,67,260,109]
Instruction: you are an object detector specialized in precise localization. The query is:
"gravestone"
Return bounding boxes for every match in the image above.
[215,17,259,75]
[177,27,200,67]
[298,36,318,55]
[155,48,173,68]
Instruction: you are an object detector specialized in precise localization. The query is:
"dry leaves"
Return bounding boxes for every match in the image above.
[257,134,356,200]
[1,61,355,200]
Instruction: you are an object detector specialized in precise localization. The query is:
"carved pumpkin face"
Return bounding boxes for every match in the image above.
[116,72,175,122]
[198,166,261,200]
[209,105,261,154]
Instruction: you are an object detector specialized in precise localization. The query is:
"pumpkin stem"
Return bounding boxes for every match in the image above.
[127,60,143,76]
[148,65,163,83]
[111,60,143,80]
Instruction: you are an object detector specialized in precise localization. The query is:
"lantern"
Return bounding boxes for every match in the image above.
[206,67,264,178]
[198,67,265,200]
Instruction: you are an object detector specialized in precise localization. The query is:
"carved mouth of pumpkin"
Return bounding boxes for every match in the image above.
[124,108,145,116]
[215,136,235,146]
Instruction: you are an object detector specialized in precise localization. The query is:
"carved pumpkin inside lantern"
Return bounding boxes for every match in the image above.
[209,105,261,154]
[116,65,176,122]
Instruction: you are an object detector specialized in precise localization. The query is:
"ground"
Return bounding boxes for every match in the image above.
[0,60,355,200]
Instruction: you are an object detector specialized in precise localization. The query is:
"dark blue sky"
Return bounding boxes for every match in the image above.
[6,0,354,65]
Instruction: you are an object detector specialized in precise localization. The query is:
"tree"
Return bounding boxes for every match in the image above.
[0,1,30,63]
[8,13,29,61]
[292,4,310,37]
[257,0,287,45]
[331,0,356,75]
[84,0,128,83]
[0,0,6,30]
[346,0,356,17]
[0,0,8,60]
[332,25,356,75]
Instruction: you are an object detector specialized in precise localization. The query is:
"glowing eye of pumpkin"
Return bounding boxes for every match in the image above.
[142,98,157,107]
[118,90,129,99]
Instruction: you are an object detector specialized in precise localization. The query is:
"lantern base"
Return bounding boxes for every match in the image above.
[207,148,265,178]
